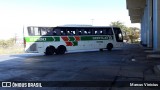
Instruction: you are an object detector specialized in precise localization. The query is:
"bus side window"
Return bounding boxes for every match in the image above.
[67,28,76,35]
[106,28,113,35]
[67,30,71,35]
[88,29,92,35]
[78,29,84,35]
[94,31,97,35]
[61,31,65,35]
[93,29,96,35]
[34,27,41,36]
[52,30,57,35]
[83,29,92,35]
[71,31,76,35]
[28,27,41,36]
[54,28,61,36]
[61,29,67,35]
[95,30,100,35]
[61,31,64,35]
[46,31,52,36]
[100,30,103,35]
[28,27,34,36]
[75,29,79,35]
[40,27,52,36]
[102,29,106,35]
[41,28,45,35]
[78,31,82,35]
[45,28,52,36]
[84,30,87,35]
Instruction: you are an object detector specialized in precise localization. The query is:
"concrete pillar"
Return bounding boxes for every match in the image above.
[149,0,153,48]
[140,20,143,43]
[153,0,160,51]
[144,3,148,46]
[141,15,144,45]
[141,7,147,46]
[147,0,153,48]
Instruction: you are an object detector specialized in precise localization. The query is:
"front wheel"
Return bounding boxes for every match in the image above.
[107,43,113,51]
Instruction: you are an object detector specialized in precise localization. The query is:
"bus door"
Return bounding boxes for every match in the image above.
[113,27,123,42]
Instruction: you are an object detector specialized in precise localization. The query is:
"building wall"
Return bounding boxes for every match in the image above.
[153,0,160,51]
[127,0,160,51]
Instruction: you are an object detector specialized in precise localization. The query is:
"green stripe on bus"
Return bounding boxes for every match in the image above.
[72,41,78,46]
[25,35,113,42]
[68,37,75,41]
[25,37,60,42]
[81,36,93,41]
[81,36,113,40]
[54,37,60,41]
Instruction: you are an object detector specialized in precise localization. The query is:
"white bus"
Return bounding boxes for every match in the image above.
[23,26,124,55]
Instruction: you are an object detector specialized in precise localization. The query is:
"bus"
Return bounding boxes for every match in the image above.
[23,26,124,55]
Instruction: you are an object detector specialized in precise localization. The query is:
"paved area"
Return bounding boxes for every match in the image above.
[0,44,160,90]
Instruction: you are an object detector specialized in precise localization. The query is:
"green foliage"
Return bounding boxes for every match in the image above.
[110,21,129,36]
[110,21,126,30]
[0,38,24,54]
[110,21,140,43]
[0,38,15,48]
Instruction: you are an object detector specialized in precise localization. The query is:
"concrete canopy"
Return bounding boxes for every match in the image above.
[126,0,146,23]
[130,16,141,23]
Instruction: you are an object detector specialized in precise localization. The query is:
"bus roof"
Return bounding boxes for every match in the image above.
[56,25,120,28]
[26,25,120,29]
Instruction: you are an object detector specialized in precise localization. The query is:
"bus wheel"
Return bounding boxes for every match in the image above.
[56,45,66,55]
[107,43,113,51]
[45,46,55,55]
[99,49,103,52]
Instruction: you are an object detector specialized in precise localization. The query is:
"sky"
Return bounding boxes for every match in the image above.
[0,0,140,39]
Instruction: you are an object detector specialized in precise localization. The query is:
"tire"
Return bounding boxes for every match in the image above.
[45,46,55,55]
[107,43,113,51]
[55,45,66,55]
[99,49,103,52]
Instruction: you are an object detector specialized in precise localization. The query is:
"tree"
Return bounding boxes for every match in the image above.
[0,38,15,48]
[128,27,140,43]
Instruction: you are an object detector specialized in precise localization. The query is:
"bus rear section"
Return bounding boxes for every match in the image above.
[24,26,48,53]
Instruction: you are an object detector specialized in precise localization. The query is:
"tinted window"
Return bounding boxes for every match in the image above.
[99,28,106,35]
[78,29,82,35]
[41,28,48,35]
[84,29,92,35]
[106,28,113,35]
[40,27,53,36]
[66,28,76,35]
[113,27,123,42]
[28,27,41,36]
[60,28,67,35]
[93,29,101,35]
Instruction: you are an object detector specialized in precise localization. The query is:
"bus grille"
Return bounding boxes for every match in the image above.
[29,43,37,51]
